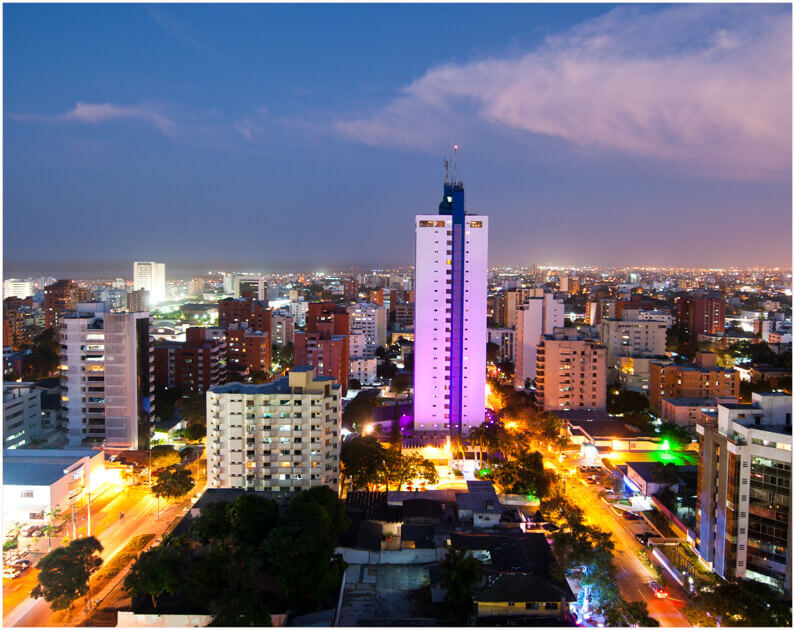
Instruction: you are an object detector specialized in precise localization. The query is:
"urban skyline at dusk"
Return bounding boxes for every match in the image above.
[4,3,791,276]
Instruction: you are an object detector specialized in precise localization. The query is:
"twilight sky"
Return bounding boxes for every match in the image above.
[3,3,792,277]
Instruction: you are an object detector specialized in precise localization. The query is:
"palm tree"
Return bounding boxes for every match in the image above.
[8,521,23,541]
[45,508,62,526]
[439,548,483,622]
[468,425,487,467]
[40,524,58,551]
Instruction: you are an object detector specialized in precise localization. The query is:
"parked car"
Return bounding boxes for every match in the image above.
[649,581,668,598]
[622,511,641,521]
[586,476,599,484]
[2,566,21,579]
[11,558,31,569]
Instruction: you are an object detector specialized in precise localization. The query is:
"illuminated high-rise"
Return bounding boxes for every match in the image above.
[414,177,488,435]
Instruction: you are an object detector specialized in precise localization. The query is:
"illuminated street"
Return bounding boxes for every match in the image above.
[3,484,200,628]
[551,459,690,627]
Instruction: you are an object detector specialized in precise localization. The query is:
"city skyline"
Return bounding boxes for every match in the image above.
[4,3,792,274]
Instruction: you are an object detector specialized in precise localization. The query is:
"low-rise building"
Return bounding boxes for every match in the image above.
[2,449,105,524]
[649,352,739,415]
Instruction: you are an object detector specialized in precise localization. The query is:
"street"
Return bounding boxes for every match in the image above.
[3,484,198,627]
[558,462,690,627]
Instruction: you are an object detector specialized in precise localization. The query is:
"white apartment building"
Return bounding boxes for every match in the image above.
[223,273,268,301]
[133,261,166,304]
[414,180,488,435]
[271,311,295,347]
[347,302,387,358]
[350,358,377,385]
[61,303,153,449]
[3,279,34,300]
[599,318,668,381]
[3,383,42,449]
[206,367,341,493]
[514,292,565,389]
[288,300,309,328]
[487,327,514,364]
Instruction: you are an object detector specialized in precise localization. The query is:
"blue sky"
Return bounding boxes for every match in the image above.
[3,3,791,277]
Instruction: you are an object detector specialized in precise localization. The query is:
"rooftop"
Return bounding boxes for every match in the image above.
[3,449,100,486]
[567,419,646,439]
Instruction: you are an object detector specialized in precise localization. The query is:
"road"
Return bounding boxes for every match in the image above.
[3,485,196,627]
[557,462,689,627]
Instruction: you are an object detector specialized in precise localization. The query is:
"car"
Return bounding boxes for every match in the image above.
[649,581,668,598]
[2,567,21,579]
[634,532,653,545]
[11,559,31,570]
[622,511,641,520]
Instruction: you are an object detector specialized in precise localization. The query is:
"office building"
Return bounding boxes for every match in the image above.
[347,302,387,358]
[343,278,359,302]
[696,393,792,591]
[3,383,43,449]
[599,318,668,381]
[649,352,739,415]
[414,178,488,434]
[61,303,154,449]
[133,261,166,305]
[287,299,309,328]
[536,334,606,412]
[206,367,341,493]
[223,273,268,301]
[514,292,565,389]
[677,295,726,340]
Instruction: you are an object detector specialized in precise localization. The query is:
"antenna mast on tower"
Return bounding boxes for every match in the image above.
[453,144,458,183]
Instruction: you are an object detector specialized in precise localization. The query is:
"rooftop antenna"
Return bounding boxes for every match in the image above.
[444,158,449,184]
[453,144,458,183]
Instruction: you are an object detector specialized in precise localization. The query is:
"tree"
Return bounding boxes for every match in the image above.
[490,450,555,499]
[226,494,280,552]
[348,378,362,390]
[124,544,185,608]
[23,327,60,380]
[341,436,385,490]
[604,600,659,626]
[690,579,791,626]
[191,501,231,548]
[289,486,350,536]
[178,394,206,424]
[265,501,345,608]
[659,422,691,450]
[183,423,206,441]
[150,445,181,469]
[249,370,269,384]
[151,465,195,501]
[486,342,500,364]
[439,549,482,622]
[608,389,650,415]
[32,537,103,610]
[41,524,58,552]
[154,388,180,423]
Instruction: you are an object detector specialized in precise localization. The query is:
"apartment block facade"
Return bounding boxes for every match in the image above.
[536,334,607,412]
[206,368,341,493]
[649,352,739,414]
[696,393,792,591]
[514,292,565,389]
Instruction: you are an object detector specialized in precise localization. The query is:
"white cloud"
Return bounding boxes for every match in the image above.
[10,101,176,136]
[336,5,791,179]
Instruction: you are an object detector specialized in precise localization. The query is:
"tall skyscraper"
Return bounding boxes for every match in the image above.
[414,177,488,435]
[133,261,166,305]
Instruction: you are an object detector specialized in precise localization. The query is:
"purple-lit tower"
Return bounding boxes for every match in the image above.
[413,175,488,436]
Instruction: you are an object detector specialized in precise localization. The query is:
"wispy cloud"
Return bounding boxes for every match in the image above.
[233,107,269,144]
[147,7,209,53]
[10,101,177,136]
[336,5,791,179]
